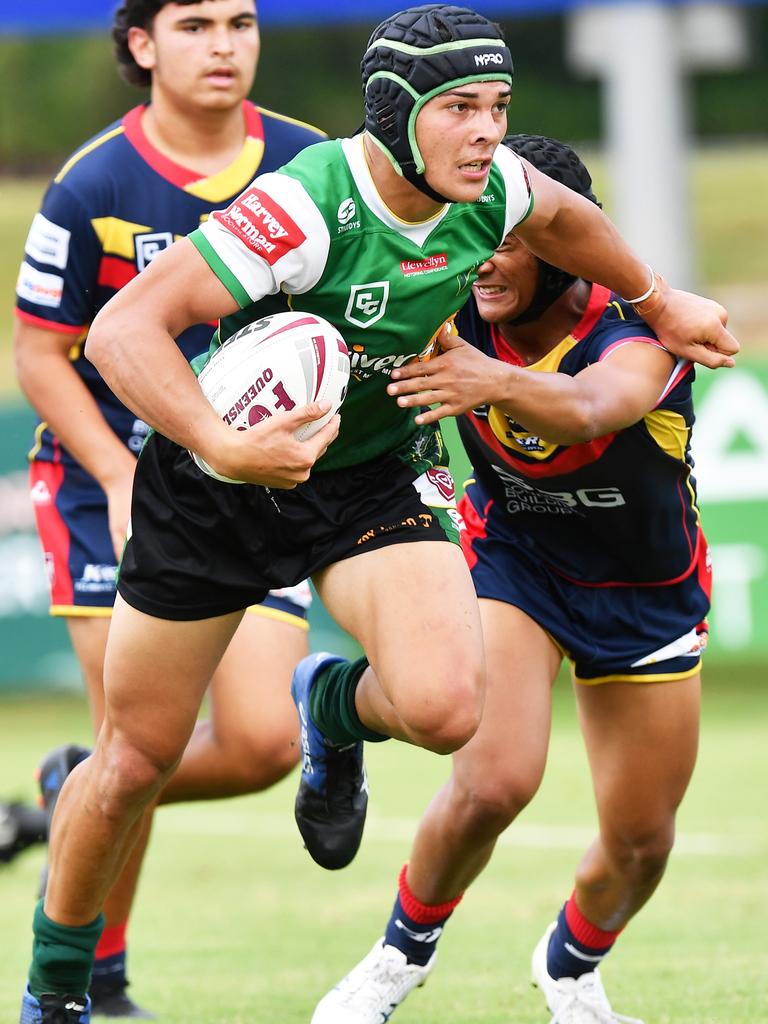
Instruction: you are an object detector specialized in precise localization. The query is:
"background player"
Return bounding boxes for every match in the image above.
[311,134,709,1024]
[19,5,736,1021]
[12,0,324,1016]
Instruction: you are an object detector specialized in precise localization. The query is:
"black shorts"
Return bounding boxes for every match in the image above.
[118,430,461,620]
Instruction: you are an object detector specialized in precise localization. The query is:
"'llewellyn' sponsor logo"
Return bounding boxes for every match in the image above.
[400,254,448,276]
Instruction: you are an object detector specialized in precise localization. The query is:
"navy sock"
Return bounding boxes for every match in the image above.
[383,865,462,967]
[546,898,620,981]
[90,950,127,993]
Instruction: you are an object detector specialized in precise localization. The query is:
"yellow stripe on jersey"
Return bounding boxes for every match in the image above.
[487,404,560,459]
[643,408,689,461]
[91,216,153,259]
[27,421,48,461]
[184,137,265,203]
[255,105,327,138]
[486,335,579,459]
[54,127,126,185]
[527,333,579,373]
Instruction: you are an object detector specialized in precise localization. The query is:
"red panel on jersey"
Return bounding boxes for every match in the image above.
[213,187,306,265]
[97,256,137,291]
[471,415,618,479]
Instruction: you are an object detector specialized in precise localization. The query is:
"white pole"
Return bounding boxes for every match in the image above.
[569,3,694,288]
[604,4,693,288]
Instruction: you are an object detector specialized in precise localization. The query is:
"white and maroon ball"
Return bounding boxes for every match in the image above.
[192,310,350,483]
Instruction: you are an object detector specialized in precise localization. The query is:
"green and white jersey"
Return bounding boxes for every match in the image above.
[190,135,532,470]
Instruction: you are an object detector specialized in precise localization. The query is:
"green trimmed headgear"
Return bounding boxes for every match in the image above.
[361,4,513,203]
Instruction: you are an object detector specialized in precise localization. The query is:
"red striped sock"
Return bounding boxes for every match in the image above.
[94,921,127,961]
[565,891,623,948]
[397,863,464,923]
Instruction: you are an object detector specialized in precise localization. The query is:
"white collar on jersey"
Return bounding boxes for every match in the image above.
[341,135,451,249]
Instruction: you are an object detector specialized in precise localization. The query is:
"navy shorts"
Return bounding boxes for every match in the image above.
[459,482,711,684]
[29,460,310,627]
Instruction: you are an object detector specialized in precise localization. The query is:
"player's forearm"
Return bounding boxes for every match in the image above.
[490,365,605,445]
[517,192,652,303]
[15,346,135,487]
[86,307,224,460]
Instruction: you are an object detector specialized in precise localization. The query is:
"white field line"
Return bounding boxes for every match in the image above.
[156,806,762,857]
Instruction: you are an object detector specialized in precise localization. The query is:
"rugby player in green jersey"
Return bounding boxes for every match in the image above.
[19,5,738,1021]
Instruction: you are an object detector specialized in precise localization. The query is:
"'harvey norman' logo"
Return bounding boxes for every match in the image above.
[215,188,305,265]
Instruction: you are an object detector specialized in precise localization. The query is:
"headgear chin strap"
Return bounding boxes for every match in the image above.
[361,4,513,204]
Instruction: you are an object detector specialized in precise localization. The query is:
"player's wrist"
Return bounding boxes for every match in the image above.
[623,266,669,320]
[95,446,137,490]
[195,421,243,479]
[490,362,522,407]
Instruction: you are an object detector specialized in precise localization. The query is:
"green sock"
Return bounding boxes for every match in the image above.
[28,900,104,999]
[309,656,389,745]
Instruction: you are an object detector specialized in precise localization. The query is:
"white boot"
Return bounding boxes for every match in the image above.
[311,939,435,1023]
[531,923,644,1024]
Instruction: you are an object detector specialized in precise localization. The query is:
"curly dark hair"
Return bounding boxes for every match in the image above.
[112,0,211,87]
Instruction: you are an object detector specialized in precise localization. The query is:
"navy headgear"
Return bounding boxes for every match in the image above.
[503,134,601,323]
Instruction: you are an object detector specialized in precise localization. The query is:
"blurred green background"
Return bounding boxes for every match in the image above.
[2,5,767,687]
[1,5,766,1022]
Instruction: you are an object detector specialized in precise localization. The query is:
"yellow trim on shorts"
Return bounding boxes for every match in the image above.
[51,603,308,629]
[50,605,113,618]
[573,662,702,686]
[245,604,309,630]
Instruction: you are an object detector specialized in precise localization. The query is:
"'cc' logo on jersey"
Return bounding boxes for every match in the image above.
[345,281,390,328]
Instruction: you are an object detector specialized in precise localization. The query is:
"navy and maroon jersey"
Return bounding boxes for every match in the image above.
[15,101,325,466]
[455,284,704,587]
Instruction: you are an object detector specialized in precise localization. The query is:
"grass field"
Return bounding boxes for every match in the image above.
[1,665,766,1023]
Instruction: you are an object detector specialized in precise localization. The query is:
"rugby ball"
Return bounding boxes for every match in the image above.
[192,311,350,483]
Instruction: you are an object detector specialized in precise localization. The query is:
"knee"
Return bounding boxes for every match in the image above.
[226,730,300,792]
[403,668,484,754]
[600,822,676,884]
[451,772,539,838]
[96,732,180,817]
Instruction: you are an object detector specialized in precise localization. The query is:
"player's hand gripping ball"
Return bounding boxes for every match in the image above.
[192,311,350,483]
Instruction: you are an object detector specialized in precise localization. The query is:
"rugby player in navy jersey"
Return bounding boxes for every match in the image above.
[311,135,710,1024]
[9,0,325,1017]
[17,4,738,1020]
